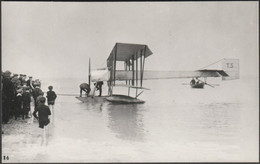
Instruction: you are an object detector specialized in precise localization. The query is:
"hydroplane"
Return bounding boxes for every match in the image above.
[76,42,239,104]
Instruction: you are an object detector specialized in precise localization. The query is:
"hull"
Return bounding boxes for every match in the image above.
[76,95,145,104]
[75,96,109,103]
[190,82,205,89]
[106,94,145,104]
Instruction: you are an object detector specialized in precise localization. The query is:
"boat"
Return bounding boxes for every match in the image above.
[190,82,205,88]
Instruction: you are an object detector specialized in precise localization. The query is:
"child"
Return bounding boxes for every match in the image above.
[33,97,51,145]
[46,86,57,121]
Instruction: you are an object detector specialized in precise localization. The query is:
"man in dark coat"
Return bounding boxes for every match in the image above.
[33,97,51,128]
[27,76,34,90]
[32,85,42,107]
[22,87,31,118]
[46,86,57,105]
[79,83,91,97]
[2,70,15,123]
[94,81,104,97]
[33,97,51,145]
[14,89,23,120]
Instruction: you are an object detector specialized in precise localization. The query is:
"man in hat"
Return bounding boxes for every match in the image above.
[11,74,19,88]
[19,74,23,84]
[2,70,15,123]
[11,73,18,81]
[22,74,27,86]
[27,76,34,90]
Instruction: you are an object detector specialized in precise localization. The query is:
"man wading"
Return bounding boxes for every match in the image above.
[33,97,51,145]
[79,83,91,97]
[46,86,57,123]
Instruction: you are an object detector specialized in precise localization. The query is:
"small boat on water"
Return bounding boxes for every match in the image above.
[106,94,145,104]
[190,82,205,89]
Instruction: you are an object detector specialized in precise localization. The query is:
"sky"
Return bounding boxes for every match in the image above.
[2,2,259,79]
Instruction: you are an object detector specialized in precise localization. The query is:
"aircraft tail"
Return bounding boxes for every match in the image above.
[221,58,239,80]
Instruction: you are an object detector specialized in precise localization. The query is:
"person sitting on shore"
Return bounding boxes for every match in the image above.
[33,97,51,145]
[79,83,91,97]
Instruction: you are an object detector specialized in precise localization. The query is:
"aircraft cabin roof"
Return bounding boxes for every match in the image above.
[107,43,153,63]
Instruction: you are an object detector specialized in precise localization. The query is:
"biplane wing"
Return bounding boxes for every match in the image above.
[114,69,227,80]
[113,58,239,80]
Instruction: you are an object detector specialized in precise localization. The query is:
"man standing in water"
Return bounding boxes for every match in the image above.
[94,81,104,97]
[79,83,91,97]
[46,86,57,123]
[33,97,51,145]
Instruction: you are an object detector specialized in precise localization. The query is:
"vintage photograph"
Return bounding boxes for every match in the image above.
[1,1,259,163]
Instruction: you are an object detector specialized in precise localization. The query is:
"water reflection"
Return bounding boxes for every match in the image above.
[198,102,240,142]
[82,100,107,113]
[106,104,146,142]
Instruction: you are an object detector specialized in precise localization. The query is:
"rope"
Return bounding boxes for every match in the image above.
[43,92,79,97]
[200,58,224,70]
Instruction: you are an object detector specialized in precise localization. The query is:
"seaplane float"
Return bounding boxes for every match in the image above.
[76,42,239,104]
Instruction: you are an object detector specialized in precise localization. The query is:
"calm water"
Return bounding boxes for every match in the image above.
[2,76,259,162]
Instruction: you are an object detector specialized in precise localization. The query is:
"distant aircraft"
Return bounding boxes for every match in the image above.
[76,42,239,104]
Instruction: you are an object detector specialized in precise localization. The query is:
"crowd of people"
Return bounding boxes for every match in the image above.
[2,70,57,137]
